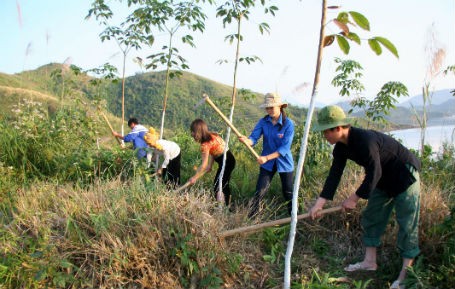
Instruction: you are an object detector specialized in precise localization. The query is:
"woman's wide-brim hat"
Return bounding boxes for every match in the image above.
[312,105,354,132]
[259,92,288,108]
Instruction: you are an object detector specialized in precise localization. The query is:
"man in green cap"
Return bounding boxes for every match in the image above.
[308,105,421,289]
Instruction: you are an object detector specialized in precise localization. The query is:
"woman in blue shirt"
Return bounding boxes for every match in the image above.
[239,93,295,218]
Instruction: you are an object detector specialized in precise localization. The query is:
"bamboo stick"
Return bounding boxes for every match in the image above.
[219,206,342,238]
[174,181,193,194]
[202,94,260,159]
[99,110,123,146]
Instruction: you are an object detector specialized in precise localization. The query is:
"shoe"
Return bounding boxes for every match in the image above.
[390,280,405,289]
[344,262,377,272]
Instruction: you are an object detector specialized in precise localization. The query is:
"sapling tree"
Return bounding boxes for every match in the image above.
[331,57,408,128]
[86,0,155,137]
[284,1,399,288]
[50,59,84,102]
[214,0,277,201]
[85,62,119,105]
[144,0,210,140]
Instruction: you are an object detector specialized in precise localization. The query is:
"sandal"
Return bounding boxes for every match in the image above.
[344,262,377,272]
[390,280,405,289]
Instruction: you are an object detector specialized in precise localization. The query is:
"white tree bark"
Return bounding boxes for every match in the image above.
[283,0,327,288]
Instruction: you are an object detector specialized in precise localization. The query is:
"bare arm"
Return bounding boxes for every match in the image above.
[189,150,211,184]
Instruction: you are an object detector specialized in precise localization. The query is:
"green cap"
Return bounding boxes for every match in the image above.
[312,105,353,132]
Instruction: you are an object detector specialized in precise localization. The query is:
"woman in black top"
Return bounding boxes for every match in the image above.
[309,105,421,289]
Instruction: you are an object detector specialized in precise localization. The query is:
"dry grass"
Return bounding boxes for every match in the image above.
[283,167,452,287]
[0,85,58,102]
[1,165,452,288]
[4,179,234,288]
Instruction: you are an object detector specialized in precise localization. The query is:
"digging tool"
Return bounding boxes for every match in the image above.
[174,181,193,193]
[219,206,342,238]
[99,109,123,147]
[200,94,260,159]
[173,169,207,194]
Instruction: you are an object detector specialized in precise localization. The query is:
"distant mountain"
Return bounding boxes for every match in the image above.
[397,89,454,126]
[330,89,454,127]
[398,88,454,107]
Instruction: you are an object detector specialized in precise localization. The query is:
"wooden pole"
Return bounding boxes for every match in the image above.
[202,94,260,159]
[219,206,342,238]
[174,181,193,194]
[99,110,123,146]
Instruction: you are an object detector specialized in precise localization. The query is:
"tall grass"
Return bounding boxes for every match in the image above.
[0,178,247,288]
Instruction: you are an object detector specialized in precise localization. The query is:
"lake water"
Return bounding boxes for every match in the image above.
[388,125,455,154]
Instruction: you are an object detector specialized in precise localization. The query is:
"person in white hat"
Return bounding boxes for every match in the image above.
[309,105,421,289]
[239,92,295,218]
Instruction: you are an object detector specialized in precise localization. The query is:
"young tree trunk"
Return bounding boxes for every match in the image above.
[159,29,177,140]
[121,51,127,140]
[157,32,175,169]
[284,0,327,288]
[218,15,242,202]
[420,84,429,155]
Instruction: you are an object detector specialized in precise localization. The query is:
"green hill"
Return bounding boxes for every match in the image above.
[103,69,309,136]
[0,64,309,137]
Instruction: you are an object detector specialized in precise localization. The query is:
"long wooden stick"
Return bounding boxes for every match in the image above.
[219,206,342,238]
[202,94,260,159]
[174,181,193,193]
[99,110,123,146]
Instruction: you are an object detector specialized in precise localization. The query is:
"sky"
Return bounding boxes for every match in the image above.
[1,0,454,107]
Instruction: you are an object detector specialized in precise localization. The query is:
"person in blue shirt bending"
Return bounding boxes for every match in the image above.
[239,93,295,218]
[113,117,149,161]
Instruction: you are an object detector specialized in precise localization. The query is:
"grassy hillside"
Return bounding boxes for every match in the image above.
[0,65,454,289]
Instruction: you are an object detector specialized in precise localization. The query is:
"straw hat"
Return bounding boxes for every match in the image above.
[312,105,354,132]
[259,92,288,108]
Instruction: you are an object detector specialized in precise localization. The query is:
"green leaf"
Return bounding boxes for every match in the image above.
[146,35,154,46]
[259,22,270,35]
[374,36,399,58]
[60,260,74,269]
[336,12,349,24]
[34,269,47,281]
[336,35,350,54]
[349,11,370,31]
[344,32,361,45]
[368,38,382,55]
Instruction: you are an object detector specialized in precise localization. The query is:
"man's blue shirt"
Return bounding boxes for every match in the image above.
[249,114,295,172]
[124,124,148,159]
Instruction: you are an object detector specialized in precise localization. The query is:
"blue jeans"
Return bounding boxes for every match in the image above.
[248,166,294,218]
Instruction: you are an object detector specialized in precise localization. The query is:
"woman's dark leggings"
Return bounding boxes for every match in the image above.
[213,150,236,206]
[162,152,181,188]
